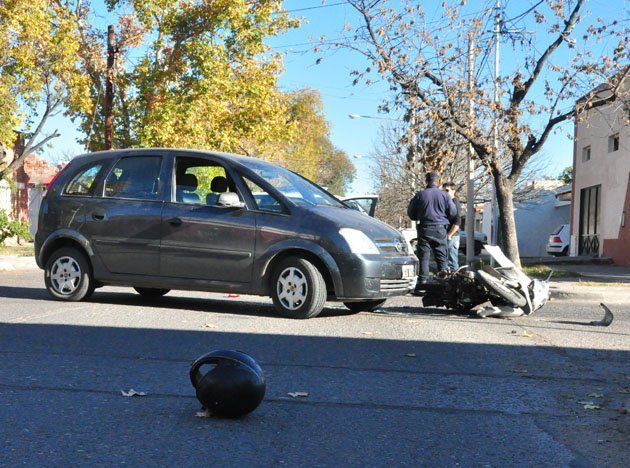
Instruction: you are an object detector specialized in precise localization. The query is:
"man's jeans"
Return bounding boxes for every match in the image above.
[447,234,460,271]
[416,224,448,283]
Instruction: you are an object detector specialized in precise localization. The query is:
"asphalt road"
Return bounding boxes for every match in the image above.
[1,269,628,466]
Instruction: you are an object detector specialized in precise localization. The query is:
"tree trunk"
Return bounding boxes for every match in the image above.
[493,172,521,267]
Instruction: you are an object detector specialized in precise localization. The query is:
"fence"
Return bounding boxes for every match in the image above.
[0,180,11,214]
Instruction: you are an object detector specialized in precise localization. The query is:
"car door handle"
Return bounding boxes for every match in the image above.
[168,217,183,226]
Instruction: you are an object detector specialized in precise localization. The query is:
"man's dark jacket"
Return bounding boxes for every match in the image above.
[407,184,457,226]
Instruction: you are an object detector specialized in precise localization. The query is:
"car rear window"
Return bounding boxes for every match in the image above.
[64,163,103,196]
[551,225,565,235]
[104,156,162,200]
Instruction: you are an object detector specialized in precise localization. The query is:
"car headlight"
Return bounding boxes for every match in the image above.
[339,228,380,254]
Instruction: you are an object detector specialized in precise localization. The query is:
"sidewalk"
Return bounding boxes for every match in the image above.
[551,263,630,283]
[549,281,629,303]
[0,255,37,271]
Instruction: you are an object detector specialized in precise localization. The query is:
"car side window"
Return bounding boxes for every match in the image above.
[64,163,103,196]
[174,156,240,206]
[104,156,162,200]
[242,176,284,213]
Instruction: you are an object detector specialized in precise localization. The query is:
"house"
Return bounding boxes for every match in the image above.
[0,134,58,236]
[569,71,630,265]
[480,180,571,257]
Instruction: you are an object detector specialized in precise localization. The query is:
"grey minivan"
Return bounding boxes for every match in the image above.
[35,149,418,318]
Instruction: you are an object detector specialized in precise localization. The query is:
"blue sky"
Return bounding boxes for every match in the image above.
[43,0,627,195]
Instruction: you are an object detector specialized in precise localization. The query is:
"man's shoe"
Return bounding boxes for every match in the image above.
[411,281,428,296]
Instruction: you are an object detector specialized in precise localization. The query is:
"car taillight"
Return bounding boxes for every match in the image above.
[552,236,562,243]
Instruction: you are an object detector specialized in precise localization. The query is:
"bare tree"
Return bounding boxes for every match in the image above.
[330,0,628,265]
[371,122,550,228]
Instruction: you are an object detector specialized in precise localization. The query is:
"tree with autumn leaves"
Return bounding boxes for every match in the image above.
[0,0,354,194]
[0,0,91,179]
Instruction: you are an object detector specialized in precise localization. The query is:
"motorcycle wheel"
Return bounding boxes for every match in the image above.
[475,269,527,308]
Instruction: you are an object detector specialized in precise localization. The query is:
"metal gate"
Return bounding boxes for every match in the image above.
[578,185,600,256]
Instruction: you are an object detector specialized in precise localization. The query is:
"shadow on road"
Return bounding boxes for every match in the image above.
[0,321,627,466]
[0,284,359,318]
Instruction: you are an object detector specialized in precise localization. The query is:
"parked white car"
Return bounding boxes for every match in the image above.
[546,224,570,256]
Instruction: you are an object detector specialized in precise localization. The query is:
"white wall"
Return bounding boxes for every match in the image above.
[514,193,570,257]
[0,180,11,214]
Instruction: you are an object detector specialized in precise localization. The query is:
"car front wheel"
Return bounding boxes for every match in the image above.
[270,257,327,319]
[44,247,95,301]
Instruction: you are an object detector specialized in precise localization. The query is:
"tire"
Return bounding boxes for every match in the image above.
[344,299,387,313]
[270,257,327,319]
[134,287,170,298]
[475,269,527,307]
[44,247,95,301]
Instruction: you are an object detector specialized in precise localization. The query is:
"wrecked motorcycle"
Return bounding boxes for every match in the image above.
[417,245,550,318]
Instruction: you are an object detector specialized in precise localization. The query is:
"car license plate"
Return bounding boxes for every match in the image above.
[401,265,414,279]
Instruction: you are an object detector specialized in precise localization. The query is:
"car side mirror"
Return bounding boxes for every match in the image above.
[217,192,245,209]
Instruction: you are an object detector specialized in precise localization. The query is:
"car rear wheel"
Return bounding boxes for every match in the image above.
[270,257,327,319]
[344,299,387,313]
[134,287,170,298]
[44,247,95,301]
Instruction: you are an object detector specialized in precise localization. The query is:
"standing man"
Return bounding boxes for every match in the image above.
[407,172,457,292]
[442,182,462,271]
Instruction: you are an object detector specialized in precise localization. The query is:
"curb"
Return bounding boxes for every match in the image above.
[549,285,629,303]
[0,256,38,271]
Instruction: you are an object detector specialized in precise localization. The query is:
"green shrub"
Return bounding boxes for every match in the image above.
[0,209,32,245]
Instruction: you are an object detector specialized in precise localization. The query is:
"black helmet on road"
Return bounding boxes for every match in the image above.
[190,350,266,418]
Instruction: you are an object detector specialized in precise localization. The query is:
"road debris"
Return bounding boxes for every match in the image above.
[121,389,147,397]
[287,392,309,398]
[590,303,614,326]
[404,353,416,358]
[578,401,601,410]
[587,393,604,398]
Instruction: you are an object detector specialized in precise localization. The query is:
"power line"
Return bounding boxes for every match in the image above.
[283,2,347,14]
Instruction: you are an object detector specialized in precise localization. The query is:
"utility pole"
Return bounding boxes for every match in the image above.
[490,0,501,251]
[104,25,115,150]
[466,31,475,266]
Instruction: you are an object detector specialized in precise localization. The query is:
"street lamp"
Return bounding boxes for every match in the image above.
[348,114,403,122]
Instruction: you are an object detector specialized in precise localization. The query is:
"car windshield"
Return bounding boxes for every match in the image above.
[245,160,344,208]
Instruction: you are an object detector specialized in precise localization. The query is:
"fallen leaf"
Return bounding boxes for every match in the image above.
[404,353,416,358]
[287,392,309,398]
[583,403,601,410]
[578,400,602,410]
[362,331,373,336]
[121,389,147,397]
[521,330,535,338]
[201,323,217,328]
[225,293,240,298]
[587,393,604,398]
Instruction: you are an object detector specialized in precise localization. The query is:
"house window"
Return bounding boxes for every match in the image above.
[608,133,619,152]
[581,146,591,162]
